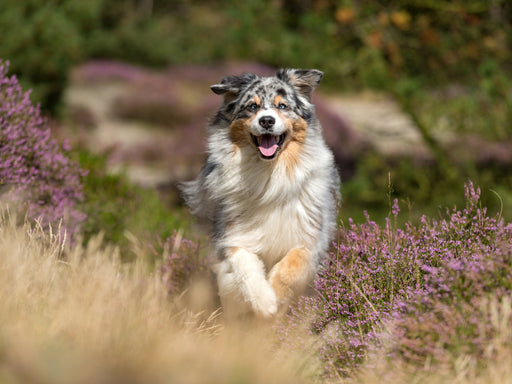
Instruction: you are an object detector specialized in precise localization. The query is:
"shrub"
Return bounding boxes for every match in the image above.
[0,60,86,240]
[0,0,176,112]
[390,185,512,367]
[282,181,512,378]
[76,150,189,254]
[0,0,85,111]
[286,198,422,377]
[155,231,207,297]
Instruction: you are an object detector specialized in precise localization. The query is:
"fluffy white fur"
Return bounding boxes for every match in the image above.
[214,247,277,318]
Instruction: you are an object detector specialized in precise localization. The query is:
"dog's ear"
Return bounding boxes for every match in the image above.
[211,73,258,104]
[276,69,323,101]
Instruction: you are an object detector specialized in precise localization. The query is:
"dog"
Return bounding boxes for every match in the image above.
[181,68,340,318]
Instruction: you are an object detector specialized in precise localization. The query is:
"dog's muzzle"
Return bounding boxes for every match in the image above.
[249,113,286,159]
[250,133,286,159]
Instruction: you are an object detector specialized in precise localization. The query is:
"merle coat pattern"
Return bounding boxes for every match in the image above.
[182,69,340,317]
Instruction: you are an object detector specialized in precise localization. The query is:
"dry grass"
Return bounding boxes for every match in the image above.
[0,211,316,384]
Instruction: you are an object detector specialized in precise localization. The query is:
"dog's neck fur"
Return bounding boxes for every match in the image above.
[208,120,334,268]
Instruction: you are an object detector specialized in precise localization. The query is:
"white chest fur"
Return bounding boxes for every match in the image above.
[216,146,327,270]
[223,196,319,268]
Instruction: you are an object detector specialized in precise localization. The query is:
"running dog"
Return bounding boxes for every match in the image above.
[182,68,340,318]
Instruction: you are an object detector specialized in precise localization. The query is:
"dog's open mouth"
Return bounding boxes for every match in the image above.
[250,133,286,159]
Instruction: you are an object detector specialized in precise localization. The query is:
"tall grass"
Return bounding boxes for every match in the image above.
[0,209,312,384]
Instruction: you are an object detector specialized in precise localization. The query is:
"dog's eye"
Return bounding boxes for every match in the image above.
[247,103,259,112]
[277,103,288,110]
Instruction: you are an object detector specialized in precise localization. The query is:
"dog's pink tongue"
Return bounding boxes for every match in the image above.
[259,134,278,157]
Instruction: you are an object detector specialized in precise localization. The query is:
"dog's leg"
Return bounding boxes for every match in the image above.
[268,247,314,308]
[214,247,277,318]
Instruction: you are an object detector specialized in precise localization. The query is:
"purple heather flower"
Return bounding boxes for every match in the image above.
[153,231,206,296]
[391,198,400,218]
[0,59,86,240]
[279,182,512,378]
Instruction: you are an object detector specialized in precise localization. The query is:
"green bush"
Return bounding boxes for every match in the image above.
[75,150,190,258]
[0,1,84,111]
[340,152,512,226]
[0,0,177,112]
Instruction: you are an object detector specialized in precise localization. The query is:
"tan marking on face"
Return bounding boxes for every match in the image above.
[270,247,313,304]
[229,119,249,147]
[291,116,307,143]
[279,141,301,176]
[278,116,308,175]
[229,96,261,149]
[229,116,256,150]
[227,246,241,257]
[273,95,286,107]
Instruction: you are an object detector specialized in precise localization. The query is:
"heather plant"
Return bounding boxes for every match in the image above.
[390,184,512,367]
[282,181,512,378]
[0,60,86,240]
[154,231,207,297]
[286,198,422,377]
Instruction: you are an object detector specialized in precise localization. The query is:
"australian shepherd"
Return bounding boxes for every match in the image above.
[182,68,340,318]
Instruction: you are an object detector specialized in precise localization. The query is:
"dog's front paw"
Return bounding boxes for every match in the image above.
[248,281,277,318]
[215,247,278,318]
[268,247,313,306]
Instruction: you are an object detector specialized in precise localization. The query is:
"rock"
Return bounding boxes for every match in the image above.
[324,93,432,162]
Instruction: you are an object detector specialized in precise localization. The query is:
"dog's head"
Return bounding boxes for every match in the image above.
[211,69,323,161]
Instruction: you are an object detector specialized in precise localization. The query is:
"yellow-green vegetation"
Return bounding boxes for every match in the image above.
[75,150,191,258]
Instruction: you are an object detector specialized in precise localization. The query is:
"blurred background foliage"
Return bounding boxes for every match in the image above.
[1,0,510,109]
[1,0,511,242]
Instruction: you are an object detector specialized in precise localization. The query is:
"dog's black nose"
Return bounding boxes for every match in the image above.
[259,116,275,130]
